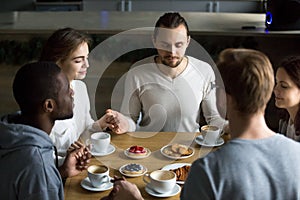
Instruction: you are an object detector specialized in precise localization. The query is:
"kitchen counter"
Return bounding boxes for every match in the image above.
[0,11,299,37]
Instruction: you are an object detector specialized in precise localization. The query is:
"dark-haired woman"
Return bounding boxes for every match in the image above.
[274,56,300,141]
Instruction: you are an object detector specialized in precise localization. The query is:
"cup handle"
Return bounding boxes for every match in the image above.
[86,139,91,145]
[85,139,94,148]
[101,175,110,184]
[143,173,150,184]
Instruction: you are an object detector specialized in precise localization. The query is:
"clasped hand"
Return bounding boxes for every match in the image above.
[59,141,92,179]
[98,109,129,134]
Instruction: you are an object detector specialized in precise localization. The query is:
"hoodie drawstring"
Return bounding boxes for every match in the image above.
[53,146,59,168]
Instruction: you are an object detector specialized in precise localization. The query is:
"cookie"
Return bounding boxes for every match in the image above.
[163,144,193,157]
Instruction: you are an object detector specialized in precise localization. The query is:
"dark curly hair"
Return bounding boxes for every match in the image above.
[13,62,62,115]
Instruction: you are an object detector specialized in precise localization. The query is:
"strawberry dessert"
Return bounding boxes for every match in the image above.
[128,145,147,156]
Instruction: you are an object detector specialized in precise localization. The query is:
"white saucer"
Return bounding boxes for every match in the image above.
[161,163,191,184]
[124,148,151,159]
[119,163,147,177]
[195,135,224,147]
[145,184,181,198]
[80,177,113,192]
[91,144,115,156]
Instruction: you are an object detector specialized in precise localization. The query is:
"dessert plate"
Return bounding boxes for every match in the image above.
[145,184,181,198]
[80,177,113,192]
[161,163,192,184]
[160,145,194,160]
[91,144,115,156]
[124,147,151,159]
[119,163,147,177]
[195,135,224,147]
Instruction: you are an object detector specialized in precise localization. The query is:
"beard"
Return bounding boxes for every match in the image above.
[161,56,183,68]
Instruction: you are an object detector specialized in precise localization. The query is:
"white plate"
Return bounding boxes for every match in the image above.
[80,177,113,192]
[160,145,194,160]
[195,135,224,147]
[161,163,192,184]
[145,184,181,198]
[91,144,115,156]
[124,147,151,159]
[119,163,147,177]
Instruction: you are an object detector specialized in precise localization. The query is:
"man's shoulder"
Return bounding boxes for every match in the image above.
[274,134,300,148]
[187,56,211,67]
[201,135,300,161]
[186,56,215,80]
[131,56,156,68]
[128,56,157,74]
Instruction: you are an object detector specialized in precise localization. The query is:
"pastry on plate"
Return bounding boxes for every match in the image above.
[170,165,191,181]
[127,145,148,156]
[163,144,193,157]
[121,163,145,175]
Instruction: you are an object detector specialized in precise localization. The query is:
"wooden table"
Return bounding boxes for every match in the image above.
[64,132,231,200]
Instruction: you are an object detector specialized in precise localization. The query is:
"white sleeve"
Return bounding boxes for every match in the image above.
[201,71,227,130]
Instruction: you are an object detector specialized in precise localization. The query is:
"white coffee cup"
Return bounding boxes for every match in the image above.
[143,170,176,194]
[87,164,110,188]
[201,125,220,145]
[87,132,111,153]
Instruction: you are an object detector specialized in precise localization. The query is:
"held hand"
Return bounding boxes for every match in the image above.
[59,143,91,179]
[67,141,85,154]
[67,141,92,171]
[75,146,92,171]
[101,176,144,200]
[97,109,129,134]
